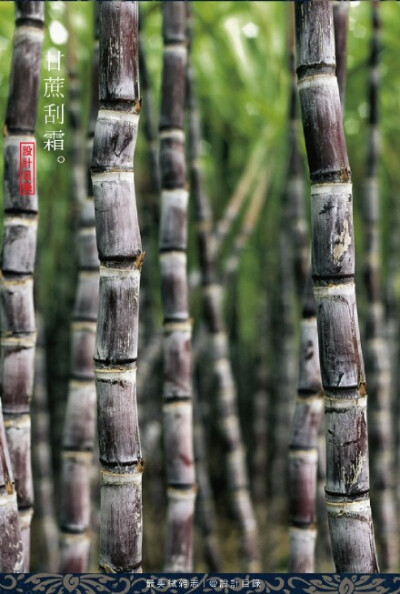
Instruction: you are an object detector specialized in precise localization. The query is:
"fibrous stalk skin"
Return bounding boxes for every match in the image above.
[295,0,379,573]
[1,0,44,570]
[288,7,323,571]
[159,2,196,572]
[59,6,100,572]
[91,2,143,573]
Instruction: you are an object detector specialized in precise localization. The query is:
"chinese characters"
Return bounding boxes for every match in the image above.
[43,49,65,163]
[19,142,35,196]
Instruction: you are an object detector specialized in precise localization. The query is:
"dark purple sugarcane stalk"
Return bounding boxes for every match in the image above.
[362,1,398,572]
[1,0,44,570]
[270,23,303,507]
[0,398,23,572]
[186,16,260,570]
[312,3,349,571]
[295,0,379,572]
[91,2,143,573]
[59,5,99,572]
[333,1,349,109]
[159,1,196,571]
[287,7,324,570]
[139,27,161,220]
[315,425,333,571]
[138,23,160,345]
[289,275,323,572]
[271,227,296,519]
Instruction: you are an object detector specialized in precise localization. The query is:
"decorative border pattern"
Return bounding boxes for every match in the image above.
[0,574,400,594]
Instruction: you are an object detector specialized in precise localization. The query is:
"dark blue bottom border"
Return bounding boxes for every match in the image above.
[0,574,400,594]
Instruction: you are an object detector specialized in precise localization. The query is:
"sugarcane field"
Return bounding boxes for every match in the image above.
[2,0,400,580]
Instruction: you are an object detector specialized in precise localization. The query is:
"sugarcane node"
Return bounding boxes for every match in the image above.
[340,168,351,183]
[4,469,13,496]
[137,458,145,473]
[100,562,117,573]
[358,380,367,398]
[3,125,8,137]
[134,98,142,115]
[134,251,145,270]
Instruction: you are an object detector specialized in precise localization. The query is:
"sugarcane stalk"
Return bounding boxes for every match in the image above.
[251,303,269,504]
[270,38,301,508]
[1,1,44,570]
[295,0,379,573]
[315,427,333,571]
[287,6,308,296]
[287,9,323,569]
[59,5,99,572]
[192,385,221,572]
[289,274,324,572]
[312,5,347,571]
[159,2,196,571]
[139,26,161,222]
[65,3,86,211]
[186,24,260,571]
[333,1,349,109]
[138,165,267,392]
[362,1,398,572]
[137,332,162,399]
[91,1,143,573]
[138,23,160,346]
[31,314,59,572]
[0,397,23,572]
[385,198,400,528]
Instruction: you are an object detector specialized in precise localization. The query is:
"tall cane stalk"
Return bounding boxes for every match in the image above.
[91,2,143,573]
[270,17,304,512]
[362,1,398,572]
[295,0,379,573]
[0,398,23,572]
[1,0,44,570]
[289,275,323,572]
[59,5,100,571]
[159,2,196,571]
[333,1,349,109]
